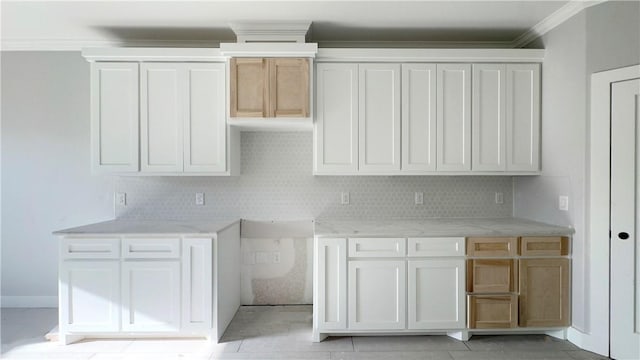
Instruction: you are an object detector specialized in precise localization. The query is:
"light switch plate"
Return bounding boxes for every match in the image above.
[559,195,569,211]
[495,192,504,204]
[115,192,126,206]
[341,192,350,205]
[415,192,424,205]
[195,192,205,205]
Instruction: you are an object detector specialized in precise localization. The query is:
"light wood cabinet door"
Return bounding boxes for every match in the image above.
[315,238,347,330]
[269,58,309,117]
[472,64,506,171]
[466,237,518,257]
[230,58,268,117]
[519,258,570,327]
[408,259,466,329]
[402,64,437,172]
[121,261,181,332]
[91,62,139,173]
[60,261,120,332]
[506,64,540,171]
[437,64,471,171]
[140,63,183,172]
[314,63,359,174]
[359,64,401,172]
[182,238,213,331]
[468,294,518,328]
[467,259,516,293]
[349,260,406,330]
[520,236,569,257]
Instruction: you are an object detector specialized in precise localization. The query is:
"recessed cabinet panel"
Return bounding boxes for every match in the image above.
[270,58,310,117]
[349,238,406,258]
[182,238,213,331]
[408,237,465,257]
[316,238,347,330]
[519,258,570,327]
[230,58,267,117]
[437,64,471,171]
[467,259,516,293]
[506,64,540,171]
[473,64,506,171]
[468,294,518,328]
[467,237,518,257]
[520,236,569,257]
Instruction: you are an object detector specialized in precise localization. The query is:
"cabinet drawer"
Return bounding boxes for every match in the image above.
[122,238,180,259]
[349,238,406,258]
[520,236,569,256]
[468,294,518,328]
[408,237,465,257]
[60,238,120,259]
[466,237,517,257]
[467,259,516,293]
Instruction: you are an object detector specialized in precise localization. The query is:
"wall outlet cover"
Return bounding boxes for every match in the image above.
[495,192,504,204]
[195,192,205,205]
[415,192,424,205]
[559,195,569,211]
[341,192,350,205]
[115,192,126,206]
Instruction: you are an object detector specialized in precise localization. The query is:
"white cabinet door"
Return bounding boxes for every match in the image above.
[402,64,437,172]
[473,64,506,171]
[315,238,347,330]
[437,64,471,171]
[122,261,181,332]
[91,62,139,173]
[506,64,540,172]
[359,64,401,172]
[182,238,213,331]
[408,259,466,329]
[315,63,358,174]
[184,63,227,173]
[349,260,406,330]
[60,261,120,332]
[141,63,184,172]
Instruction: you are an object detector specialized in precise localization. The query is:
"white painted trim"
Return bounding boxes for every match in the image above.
[587,63,640,357]
[1,296,58,308]
[82,47,226,62]
[2,39,223,52]
[219,42,318,57]
[315,48,544,63]
[229,21,311,43]
[318,40,515,49]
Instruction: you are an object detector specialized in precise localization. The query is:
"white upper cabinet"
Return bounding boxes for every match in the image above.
[402,64,437,172]
[358,64,401,172]
[315,63,358,174]
[472,64,506,171]
[91,62,139,173]
[506,64,540,171]
[437,64,472,172]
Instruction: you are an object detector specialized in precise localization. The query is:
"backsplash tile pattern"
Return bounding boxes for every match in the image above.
[115,132,513,220]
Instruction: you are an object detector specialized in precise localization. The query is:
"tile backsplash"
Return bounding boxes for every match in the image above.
[115,132,513,221]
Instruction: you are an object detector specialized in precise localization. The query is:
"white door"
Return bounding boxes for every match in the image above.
[408,259,466,329]
[90,62,139,173]
[473,64,506,171]
[437,64,471,172]
[506,64,540,172]
[348,260,406,330]
[315,238,347,330]
[60,261,120,332]
[610,78,640,360]
[183,63,227,173]
[402,64,437,172]
[141,63,184,172]
[121,261,181,332]
[359,64,401,172]
[181,238,213,331]
[315,63,358,174]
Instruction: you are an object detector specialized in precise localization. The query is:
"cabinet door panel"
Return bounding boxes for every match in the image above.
[473,64,506,171]
[230,58,267,117]
[349,260,406,329]
[184,63,227,173]
[466,237,518,257]
[182,238,213,331]
[506,64,540,171]
[315,63,358,173]
[60,261,120,332]
[519,258,570,327]
[408,259,465,329]
[349,238,406,258]
[437,64,471,171]
[408,237,465,257]
[359,64,401,172]
[122,261,181,332]
[315,238,347,330]
[91,62,139,173]
[141,63,183,172]
[402,64,437,172]
[468,294,518,328]
[269,58,309,117]
[467,259,516,293]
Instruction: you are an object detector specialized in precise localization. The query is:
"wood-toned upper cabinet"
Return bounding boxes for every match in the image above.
[230,57,309,118]
[472,64,506,171]
[506,64,540,171]
[437,64,471,172]
[359,64,401,172]
[91,62,139,173]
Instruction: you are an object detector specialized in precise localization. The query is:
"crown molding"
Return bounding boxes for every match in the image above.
[219,42,318,57]
[511,0,607,48]
[1,39,222,52]
[230,21,312,43]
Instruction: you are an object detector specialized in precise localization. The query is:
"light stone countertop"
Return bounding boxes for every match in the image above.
[53,218,240,235]
[313,217,574,238]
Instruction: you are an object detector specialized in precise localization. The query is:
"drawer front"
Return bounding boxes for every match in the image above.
[468,294,518,328]
[466,237,518,257]
[60,238,120,259]
[408,237,465,257]
[122,238,181,259]
[520,236,569,256]
[348,238,406,258]
[467,259,516,293]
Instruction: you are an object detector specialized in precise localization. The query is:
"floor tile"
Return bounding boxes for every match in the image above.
[122,338,241,354]
[352,336,468,351]
[0,352,93,360]
[332,350,453,360]
[464,335,579,351]
[90,354,212,360]
[215,352,331,359]
[449,350,574,359]
[565,350,611,359]
[239,335,354,353]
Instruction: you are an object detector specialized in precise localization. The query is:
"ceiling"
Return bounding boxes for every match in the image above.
[1,1,588,50]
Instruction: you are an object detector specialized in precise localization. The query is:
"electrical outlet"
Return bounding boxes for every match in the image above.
[559,195,569,211]
[495,192,504,204]
[273,252,280,264]
[195,192,205,205]
[115,192,126,206]
[341,192,350,205]
[414,192,424,205]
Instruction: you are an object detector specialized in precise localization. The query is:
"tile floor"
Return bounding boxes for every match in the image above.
[1,306,610,360]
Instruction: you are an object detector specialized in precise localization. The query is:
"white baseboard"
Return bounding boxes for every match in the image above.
[1,296,58,308]
[567,326,608,357]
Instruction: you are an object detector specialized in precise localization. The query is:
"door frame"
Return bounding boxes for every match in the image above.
[580,64,640,356]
